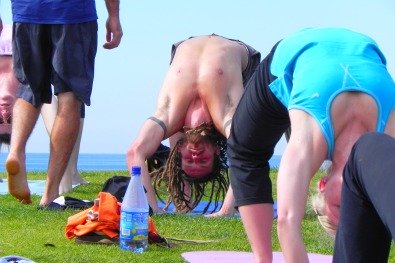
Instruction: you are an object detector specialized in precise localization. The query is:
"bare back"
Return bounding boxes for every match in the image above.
[155,35,249,138]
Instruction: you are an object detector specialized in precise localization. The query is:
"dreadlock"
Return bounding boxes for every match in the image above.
[152,122,228,214]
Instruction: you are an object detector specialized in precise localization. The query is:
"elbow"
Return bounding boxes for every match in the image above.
[126,143,143,169]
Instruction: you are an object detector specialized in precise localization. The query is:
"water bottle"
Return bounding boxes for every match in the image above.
[119,166,149,253]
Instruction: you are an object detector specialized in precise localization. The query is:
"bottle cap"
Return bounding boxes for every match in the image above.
[131,166,141,175]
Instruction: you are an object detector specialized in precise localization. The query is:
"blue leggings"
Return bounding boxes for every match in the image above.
[333,132,395,262]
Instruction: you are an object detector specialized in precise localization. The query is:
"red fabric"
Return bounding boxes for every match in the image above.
[65,192,121,239]
[65,192,161,242]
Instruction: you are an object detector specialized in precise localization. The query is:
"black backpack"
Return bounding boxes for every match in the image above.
[101,175,153,216]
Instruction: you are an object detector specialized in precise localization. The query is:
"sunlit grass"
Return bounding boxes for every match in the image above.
[0,170,393,262]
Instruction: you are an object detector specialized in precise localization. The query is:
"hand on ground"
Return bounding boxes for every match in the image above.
[204,207,236,218]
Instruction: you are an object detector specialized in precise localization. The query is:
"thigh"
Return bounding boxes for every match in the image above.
[56,92,82,119]
[228,60,290,207]
[333,133,393,262]
[230,61,290,160]
[355,133,395,239]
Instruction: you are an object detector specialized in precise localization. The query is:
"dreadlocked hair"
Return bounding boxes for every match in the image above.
[152,122,229,214]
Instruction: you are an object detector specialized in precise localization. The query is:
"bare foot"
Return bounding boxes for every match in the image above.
[40,190,62,206]
[59,172,88,195]
[72,172,88,185]
[6,158,32,204]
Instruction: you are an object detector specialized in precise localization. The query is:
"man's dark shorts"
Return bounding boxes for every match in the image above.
[12,22,98,116]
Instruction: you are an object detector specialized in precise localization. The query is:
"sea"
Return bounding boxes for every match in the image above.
[0,153,283,173]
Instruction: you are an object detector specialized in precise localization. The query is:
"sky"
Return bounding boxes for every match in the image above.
[0,0,394,154]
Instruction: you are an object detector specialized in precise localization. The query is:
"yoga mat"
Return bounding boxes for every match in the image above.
[0,179,79,196]
[0,179,46,195]
[158,200,278,218]
[181,251,332,263]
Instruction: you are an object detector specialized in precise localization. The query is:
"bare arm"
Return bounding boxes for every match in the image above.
[103,0,123,49]
[126,119,167,213]
[205,117,236,217]
[204,114,237,217]
[132,58,193,211]
[204,121,237,217]
[205,184,236,217]
[201,62,244,217]
[168,132,183,147]
[277,110,327,263]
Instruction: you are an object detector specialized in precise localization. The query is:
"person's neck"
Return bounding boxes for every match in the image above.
[332,125,368,174]
[331,92,377,169]
[184,97,212,128]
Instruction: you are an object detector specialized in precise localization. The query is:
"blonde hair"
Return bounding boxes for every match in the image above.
[311,164,338,238]
[311,192,337,238]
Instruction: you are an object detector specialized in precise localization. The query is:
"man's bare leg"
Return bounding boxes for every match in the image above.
[6,99,40,204]
[59,118,85,194]
[40,92,81,206]
[41,96,86,194]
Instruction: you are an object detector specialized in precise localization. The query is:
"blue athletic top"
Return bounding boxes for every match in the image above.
[11,0,97,24]
[269,28,395,159]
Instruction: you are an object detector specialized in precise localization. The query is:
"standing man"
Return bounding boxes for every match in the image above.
[3,0,123,207]
[0,23,87,193]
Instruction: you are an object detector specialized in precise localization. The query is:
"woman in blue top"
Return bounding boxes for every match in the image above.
[227,27,395,262]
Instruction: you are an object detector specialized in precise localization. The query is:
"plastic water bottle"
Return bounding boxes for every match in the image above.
[119,166,149,253]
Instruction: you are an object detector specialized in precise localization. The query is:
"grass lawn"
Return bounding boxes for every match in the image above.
[0,170,394,263]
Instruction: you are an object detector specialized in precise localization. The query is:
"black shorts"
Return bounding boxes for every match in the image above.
[228,41,290,207]
[12,22,98,109]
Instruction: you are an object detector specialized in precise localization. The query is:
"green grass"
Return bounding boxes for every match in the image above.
[0,170,394,263]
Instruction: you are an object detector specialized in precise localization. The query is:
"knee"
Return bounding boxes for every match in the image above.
[57,93,82,116]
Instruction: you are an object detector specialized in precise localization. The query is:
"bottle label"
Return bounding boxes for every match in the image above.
[120,211,149,241]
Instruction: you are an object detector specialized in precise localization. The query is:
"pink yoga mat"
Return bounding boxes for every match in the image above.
[181,251,332,263]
